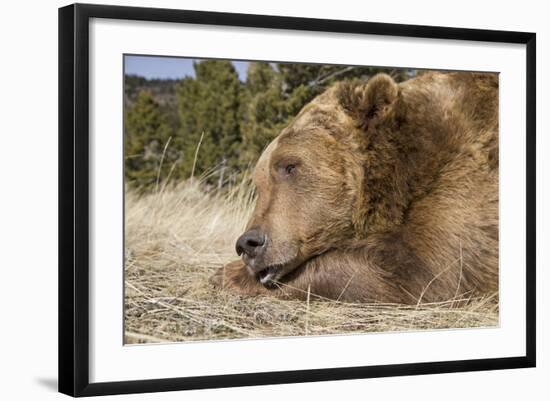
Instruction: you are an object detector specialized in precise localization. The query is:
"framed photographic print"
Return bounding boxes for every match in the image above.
[58,3,536,397]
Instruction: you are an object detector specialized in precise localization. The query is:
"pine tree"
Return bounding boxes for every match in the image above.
[239,62,287,166]
[124,90,173,190]
[176,60,242,181]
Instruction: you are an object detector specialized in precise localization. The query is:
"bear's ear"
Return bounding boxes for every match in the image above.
[338,73,398,130]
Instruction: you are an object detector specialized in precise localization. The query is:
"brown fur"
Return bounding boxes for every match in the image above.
[211,71,499,303]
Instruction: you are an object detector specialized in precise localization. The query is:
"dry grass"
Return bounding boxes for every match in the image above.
[124,176,498,344]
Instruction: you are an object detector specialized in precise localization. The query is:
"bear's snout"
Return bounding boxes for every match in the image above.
[235,227,266,262]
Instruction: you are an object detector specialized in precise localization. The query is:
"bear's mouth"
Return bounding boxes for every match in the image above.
[245,253,303,289]
[256,265,280,288]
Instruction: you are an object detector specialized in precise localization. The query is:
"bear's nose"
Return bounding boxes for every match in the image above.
[236,228,266,258]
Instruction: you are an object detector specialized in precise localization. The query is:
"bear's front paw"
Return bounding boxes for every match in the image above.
[209,260,244,289]
[210,260,267,296]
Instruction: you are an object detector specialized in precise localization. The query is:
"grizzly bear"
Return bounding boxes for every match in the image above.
[211,71,499,304]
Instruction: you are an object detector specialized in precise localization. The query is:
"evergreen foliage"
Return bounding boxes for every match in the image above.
[177,60,242,181]
[124,90,173,190]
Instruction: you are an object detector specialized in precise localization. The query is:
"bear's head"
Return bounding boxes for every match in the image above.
[236,73,413,287]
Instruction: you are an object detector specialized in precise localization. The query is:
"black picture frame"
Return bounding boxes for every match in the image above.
[58,3,536,397]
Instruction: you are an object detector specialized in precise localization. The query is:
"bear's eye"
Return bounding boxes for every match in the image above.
[277,163,297,178]
[285,164,296,175]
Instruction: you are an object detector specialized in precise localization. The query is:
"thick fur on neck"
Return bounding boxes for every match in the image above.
[339,72,498,238]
